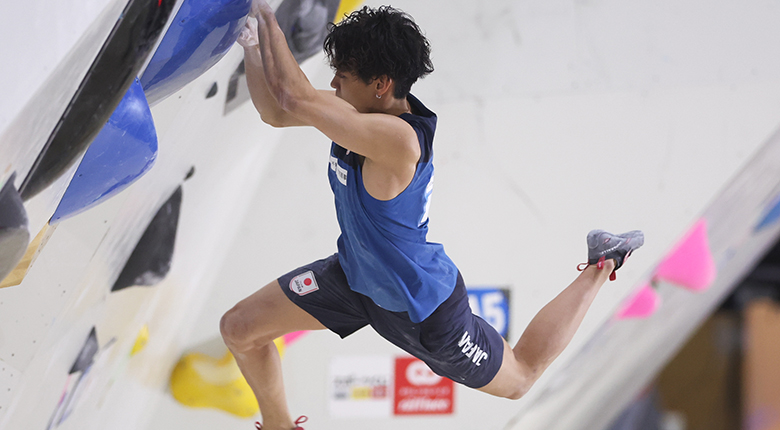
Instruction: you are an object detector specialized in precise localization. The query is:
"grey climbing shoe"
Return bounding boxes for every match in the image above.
[577,229,644,281]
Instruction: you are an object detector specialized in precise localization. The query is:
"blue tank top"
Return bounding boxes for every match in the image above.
[328,94,458,323]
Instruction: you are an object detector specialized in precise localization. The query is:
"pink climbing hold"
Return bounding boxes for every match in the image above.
[616,283,660,320]
[654,218,717,292]
[282,331,307,345]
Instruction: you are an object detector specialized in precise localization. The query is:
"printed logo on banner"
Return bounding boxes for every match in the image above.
[467,287,511,339]
[394,357,454,415]
[329,356,392,418]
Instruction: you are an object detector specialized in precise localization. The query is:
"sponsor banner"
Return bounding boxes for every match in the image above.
[329,356,392,418]
[467,287,511,339]
[394,357,454,416]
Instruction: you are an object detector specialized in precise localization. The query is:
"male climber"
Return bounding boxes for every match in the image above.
[220,2,644,429]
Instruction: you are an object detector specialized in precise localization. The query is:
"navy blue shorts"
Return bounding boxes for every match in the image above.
[278,254,504,389]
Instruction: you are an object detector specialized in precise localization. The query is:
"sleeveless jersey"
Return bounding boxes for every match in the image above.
[327,94,458,323]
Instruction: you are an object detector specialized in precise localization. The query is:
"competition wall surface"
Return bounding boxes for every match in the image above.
[2,0,780,429]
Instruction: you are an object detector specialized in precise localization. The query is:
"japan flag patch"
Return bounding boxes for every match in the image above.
[290,271,319,296]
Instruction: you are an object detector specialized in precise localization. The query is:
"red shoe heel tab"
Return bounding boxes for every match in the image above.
[255,423,262,430]
[577,263,589,272]
[294,416,309,428]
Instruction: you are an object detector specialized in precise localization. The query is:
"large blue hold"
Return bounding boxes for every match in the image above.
[52,79,157,223]
[140,0,251,104]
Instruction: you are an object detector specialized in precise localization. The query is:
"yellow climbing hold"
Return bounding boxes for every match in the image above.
[169,338,293,417]
[130,325,149,356]
[333,0,363,23]
[273,336,286,359]
[170,351,259,418]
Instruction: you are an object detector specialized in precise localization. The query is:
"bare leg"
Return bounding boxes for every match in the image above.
[220,280,326,430]
[478,260,615,399]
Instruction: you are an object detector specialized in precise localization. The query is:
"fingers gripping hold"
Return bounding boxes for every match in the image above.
[237,16,260,48]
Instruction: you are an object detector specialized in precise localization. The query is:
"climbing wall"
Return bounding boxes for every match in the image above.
[2,0,780,430]
[0,0,343,428]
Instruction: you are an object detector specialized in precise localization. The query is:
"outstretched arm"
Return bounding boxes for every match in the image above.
[237,17,305,127]
[251,0,419,168]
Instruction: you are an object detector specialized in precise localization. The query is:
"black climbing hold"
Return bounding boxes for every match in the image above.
[206,82,218,98]
[225,60,245,105]
[184,166,196,181]
[112,186,182,291]
[69,327,99,374]
[19,0,176,200]
[0,173,30,283]
[276,0,340,63]
[224,60,249,114]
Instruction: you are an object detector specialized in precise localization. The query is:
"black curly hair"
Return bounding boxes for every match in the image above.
[323,6,434,99]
